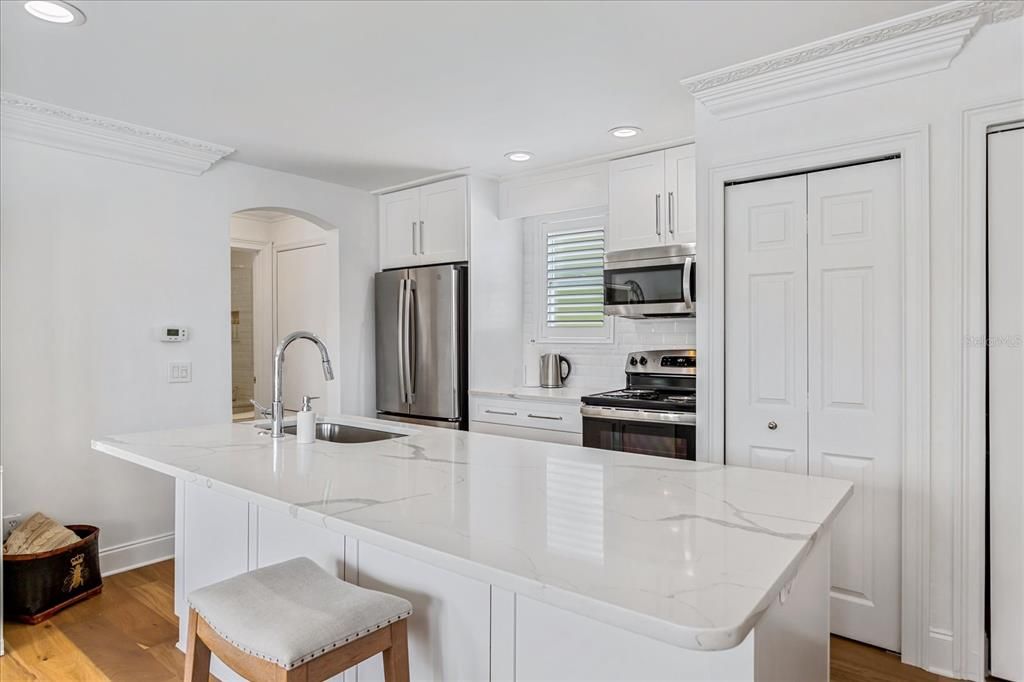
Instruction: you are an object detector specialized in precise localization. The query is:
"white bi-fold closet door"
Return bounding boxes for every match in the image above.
[725,159,902,651]
[987,125,1023,682]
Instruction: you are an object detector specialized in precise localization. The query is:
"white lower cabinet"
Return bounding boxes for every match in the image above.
[470,420,582,445]
[470,396,582,445]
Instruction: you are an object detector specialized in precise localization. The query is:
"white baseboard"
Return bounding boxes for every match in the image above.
[99,531,174,576]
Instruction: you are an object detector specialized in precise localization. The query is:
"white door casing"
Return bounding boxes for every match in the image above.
[725,159,903,651]
[806,160,902,651]
[725,175,808,475]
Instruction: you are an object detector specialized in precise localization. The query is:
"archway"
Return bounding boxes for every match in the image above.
[229,207,341,421]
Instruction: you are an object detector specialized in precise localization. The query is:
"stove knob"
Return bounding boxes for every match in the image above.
[639,356,648,366]
[629,357,638,366]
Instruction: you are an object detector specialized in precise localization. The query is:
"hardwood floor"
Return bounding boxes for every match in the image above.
[2,559,948,681]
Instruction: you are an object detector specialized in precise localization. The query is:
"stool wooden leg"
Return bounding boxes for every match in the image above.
[382,619,410,682]
[184,608,212,682]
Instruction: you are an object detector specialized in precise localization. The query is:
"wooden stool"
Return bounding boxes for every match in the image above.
[184,557,412,682]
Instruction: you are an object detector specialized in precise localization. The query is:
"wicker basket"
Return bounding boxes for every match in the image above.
[3,525,103,624]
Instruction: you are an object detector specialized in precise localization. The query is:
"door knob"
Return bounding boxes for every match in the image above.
[768,421,778,430]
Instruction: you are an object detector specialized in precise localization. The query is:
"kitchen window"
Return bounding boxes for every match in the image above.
[534,212,612,343]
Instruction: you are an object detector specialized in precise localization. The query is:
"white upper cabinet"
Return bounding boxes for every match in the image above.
[664,145,697,245]
[608,145,695,252]
[419,177,469,265]
[608,150,665,251]
[379,176,468,270]
[380,187,421,269]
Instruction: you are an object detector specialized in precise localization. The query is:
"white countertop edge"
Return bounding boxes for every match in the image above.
[91,435,848,652]
[469,386,614,404]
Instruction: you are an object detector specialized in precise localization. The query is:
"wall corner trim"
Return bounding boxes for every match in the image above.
[681,1,1023,119]
[0,92,234,175]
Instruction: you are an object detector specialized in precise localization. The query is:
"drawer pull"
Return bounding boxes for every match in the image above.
[528,413,563,421]
[485,409,517,416]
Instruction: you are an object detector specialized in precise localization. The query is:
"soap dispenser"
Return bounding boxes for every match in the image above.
[296,395,318,444]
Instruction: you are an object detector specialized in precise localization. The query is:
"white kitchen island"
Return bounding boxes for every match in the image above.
[93,415,851,682]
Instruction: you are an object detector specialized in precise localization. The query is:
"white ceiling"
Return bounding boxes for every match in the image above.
[0,0,943,190]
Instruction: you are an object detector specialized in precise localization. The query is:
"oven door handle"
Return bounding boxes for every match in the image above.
[580,406,697,424]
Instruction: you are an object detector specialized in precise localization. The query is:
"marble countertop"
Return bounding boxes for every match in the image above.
[93,415,851,652]
[470,385,614,404]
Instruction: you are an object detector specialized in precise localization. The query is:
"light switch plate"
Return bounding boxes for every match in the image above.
[169,362,192,383]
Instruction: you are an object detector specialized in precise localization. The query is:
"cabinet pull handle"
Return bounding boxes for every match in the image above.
[411,221,417,255]
[419,220,425,255]
[655,194,662,236]
[668,191,675,235]
[768,421,778,430]
[528,413,563,421]
[485,409,517,416]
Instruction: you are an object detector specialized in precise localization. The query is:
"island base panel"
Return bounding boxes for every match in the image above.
[175,480,831,682]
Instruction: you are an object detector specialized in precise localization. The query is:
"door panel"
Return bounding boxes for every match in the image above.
[664,145,697,244]
[374,269,408,415]
[275,244,328,411]
[380,187,419,270]
[419,177,468,264]
[987,127,1024,682]
[608,150,665,251]
[407,264,461,419]
[725,175,808,472]
[807,159,901,650]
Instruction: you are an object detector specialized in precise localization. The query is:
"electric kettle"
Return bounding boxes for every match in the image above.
[540,353,572,388]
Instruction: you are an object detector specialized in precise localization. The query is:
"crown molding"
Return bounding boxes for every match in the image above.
[0,92,234,175]
[681,1,1023,119]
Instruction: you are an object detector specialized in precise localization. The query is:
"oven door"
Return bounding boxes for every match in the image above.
[581,407,696,460]
[603,246,695,318]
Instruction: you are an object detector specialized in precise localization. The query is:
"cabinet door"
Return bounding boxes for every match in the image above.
[608,150,665,252]
[664,145,697,245]
[380,187,420,270]
[418,176,468,264]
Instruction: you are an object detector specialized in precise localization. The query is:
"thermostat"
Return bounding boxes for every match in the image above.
[160,326,189,342]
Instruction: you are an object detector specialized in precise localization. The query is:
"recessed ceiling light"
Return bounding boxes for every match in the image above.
[23,0,85,25]
[505,151,533,162]
[609,126,642,138]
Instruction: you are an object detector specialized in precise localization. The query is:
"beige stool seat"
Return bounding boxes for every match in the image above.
[185,557,412,682]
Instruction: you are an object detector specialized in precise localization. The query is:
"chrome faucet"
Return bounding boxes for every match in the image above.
[254,331,334,438]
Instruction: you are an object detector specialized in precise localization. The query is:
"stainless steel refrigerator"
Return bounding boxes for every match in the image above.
[375,263,468,429]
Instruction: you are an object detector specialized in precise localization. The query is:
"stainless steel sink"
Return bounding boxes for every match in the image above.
[278,422,404,444]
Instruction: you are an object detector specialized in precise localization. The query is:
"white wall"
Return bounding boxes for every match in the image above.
[469,177,525,390]
[693,18,1023,679]
[0,138,376,572]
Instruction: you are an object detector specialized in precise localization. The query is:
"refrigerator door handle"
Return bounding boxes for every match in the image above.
[397,278,408,404]
[405,279,417,402]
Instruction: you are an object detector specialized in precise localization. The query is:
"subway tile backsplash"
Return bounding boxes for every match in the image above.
[522,233,695,388]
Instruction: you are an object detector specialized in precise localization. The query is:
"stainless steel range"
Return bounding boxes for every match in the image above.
[581,349,696,459]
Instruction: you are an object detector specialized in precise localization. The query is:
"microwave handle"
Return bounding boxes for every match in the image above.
[655,194,662,236]
[682,256,693,307]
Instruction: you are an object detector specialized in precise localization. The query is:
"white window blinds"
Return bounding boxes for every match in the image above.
[545,227,605,328]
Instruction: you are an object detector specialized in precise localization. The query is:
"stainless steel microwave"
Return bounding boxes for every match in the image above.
[603,243,696,319]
